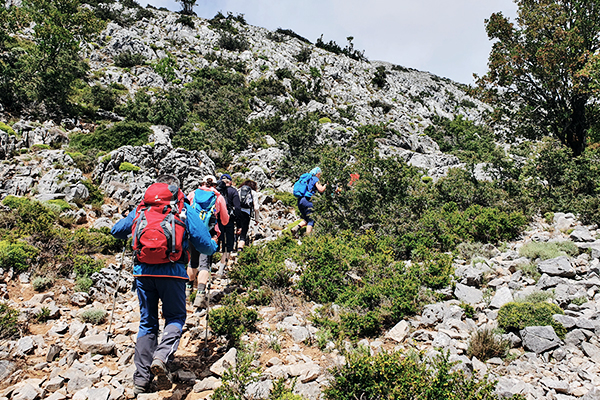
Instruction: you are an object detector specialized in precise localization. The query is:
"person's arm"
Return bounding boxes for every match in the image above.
[315,181,327,193]
[110,209,136,239]
[185,204,218,255]
[231,188,242,219]
[216,195,230,225]
[253,191,261,222]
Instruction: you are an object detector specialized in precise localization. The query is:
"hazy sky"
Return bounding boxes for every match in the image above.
[139,0,518,84]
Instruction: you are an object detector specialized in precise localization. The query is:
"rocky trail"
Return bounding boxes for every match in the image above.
[2,212,600,399]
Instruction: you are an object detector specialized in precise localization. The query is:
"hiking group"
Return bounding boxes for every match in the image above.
[110,167,324,396]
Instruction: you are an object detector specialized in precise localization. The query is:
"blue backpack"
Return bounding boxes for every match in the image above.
[191,189,217,229]
[293,173,314,198]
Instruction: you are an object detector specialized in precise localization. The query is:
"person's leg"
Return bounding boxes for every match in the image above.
[238,213,250,251]
[193,254,211,308]
[218,223,235,275]
[153,278,186,366]
[186,245,200,297]
[133,277,159,389]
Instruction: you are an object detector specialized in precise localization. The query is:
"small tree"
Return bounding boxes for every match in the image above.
[477,0,600,156]
[178,0,196,15]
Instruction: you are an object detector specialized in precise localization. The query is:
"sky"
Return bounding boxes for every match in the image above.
[139,0,519,85]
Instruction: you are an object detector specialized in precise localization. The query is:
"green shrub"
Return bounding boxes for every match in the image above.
[209,294,259,346]
[72,255,104,278]
[153,55,178,82]
[231,235,297,289]
[467,328,509,361]
[517,290,553,304]
[275,28,311,44]
[324,350,503,400]
[45,199,72,212]
[516,262,541,281]
[0,302,20,339]
[0,240,39,273]
[80,308,107,325]
[32,276,54,291]
[118,88,188,132]
[275,68,293,80]
[211,345,260,400]
[0,121,16,136]
[368,100,392,113]
[218,33,249,52]
[424,115,498,164]
[74,276,93,292]
[273,191,297,208]
[372,66,387,89]
[2,197,57,236]
[294,47,311,63]
[118,161,141,172]
[81,179,104,206]
[498,301,566,339]
[35,306,51,323]
[175,14,194,29]
[459,303,475,319]
[571,296,588,306]
[518,241,579,260]
[31,144,51,151]
[69,121,152,154]
[318,117,331,124]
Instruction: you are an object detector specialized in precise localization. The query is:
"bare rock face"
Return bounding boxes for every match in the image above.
[520,326,561,354]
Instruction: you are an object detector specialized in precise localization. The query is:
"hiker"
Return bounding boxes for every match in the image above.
[236,179,261,252]
[294,166,326,235]
[110,175,218,396]
[215,173,241,276]
[186,175,229,303]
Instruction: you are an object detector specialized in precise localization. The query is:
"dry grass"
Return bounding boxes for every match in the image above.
[467,328,509,361]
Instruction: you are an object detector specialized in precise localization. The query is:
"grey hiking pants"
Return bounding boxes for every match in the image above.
[133,324,182,387]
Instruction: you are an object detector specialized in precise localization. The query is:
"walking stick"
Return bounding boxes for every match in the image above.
[107,245,126,342]
[202,254,213,358]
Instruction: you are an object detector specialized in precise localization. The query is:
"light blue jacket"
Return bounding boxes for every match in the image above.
[111,204,218,279]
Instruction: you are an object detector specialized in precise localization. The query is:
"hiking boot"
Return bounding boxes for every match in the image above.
[133,382,156,397]
[150,358,172,381]
[193,289,207,308]
[216,263,226,277]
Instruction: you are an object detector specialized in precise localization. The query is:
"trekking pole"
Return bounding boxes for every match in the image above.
[202,254,213,358]
[107,244,126,342]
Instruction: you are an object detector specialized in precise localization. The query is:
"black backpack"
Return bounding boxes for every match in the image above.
[239,185,253,210]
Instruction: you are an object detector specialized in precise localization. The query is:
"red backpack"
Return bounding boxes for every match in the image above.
[131,183,189,265]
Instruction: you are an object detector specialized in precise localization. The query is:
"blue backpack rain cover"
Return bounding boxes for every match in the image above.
[192,189,217,229]
[293,173,314,198]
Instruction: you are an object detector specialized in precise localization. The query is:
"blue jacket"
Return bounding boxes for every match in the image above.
[111,204,218,279]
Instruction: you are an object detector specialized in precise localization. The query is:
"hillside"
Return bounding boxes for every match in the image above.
[2,2,600,400]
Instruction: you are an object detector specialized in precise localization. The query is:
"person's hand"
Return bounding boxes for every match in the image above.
[236,228,242,235]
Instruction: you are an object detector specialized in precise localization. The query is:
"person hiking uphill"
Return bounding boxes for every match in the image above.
[215,173,241,276]
[236,179,261,252]
[110,175,218,396]
[294,167,326,235]
[186,175,229,303]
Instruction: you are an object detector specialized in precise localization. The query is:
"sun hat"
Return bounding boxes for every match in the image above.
[309,167,322,175]
[203,175,216,184]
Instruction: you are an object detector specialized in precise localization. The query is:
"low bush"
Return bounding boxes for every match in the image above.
[0,240,39,273]
[35,306,51,322]
[2,196,57,236]
[467,328,509,361]
[517,290,553,304]
[80,308,107,325]
[516,262,541,281]
[0,121,16,136]
[69,121,151,154]
[218,33,249,52]
[45,199,72,212]
[209,294,259,346]
[372,66,387,89]
[74,276,93,292]
[324,350,511,400]
[32,276,54,291]
[72,255,104,278]
[498,301,566,339]
[518,241,579,260]
[0,302,20,339]
[275,28,311,44]
[294,47,311,63]
[231,235,297,289]
[119,161,141,172]
[211,345,259,400]
[175,14,194,29]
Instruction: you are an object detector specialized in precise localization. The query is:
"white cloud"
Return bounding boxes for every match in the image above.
[139,0,518,84]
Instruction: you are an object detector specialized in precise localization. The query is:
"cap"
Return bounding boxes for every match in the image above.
[203,175,216,184]
[220,173,232,181]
